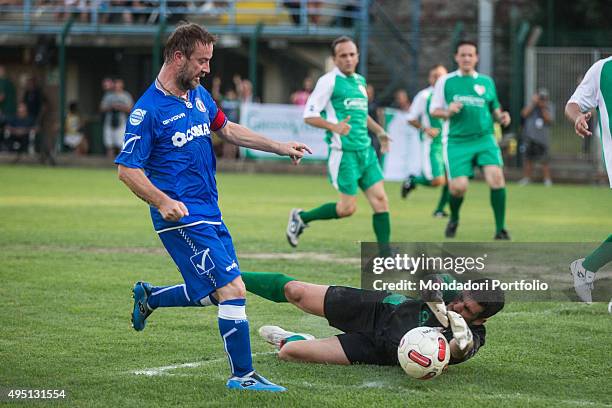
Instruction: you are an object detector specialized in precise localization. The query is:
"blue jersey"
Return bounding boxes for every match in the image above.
[115,80,228,232]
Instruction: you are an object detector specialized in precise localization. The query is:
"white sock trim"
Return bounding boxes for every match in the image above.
[218,304,247,320]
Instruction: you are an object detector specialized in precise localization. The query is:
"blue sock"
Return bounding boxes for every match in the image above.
[147,284,217,308]
[218,299,254,378]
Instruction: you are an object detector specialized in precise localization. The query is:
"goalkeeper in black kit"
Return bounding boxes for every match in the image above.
[241,272,504,367]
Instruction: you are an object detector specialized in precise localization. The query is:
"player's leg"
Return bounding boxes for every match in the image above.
[286,150,358,247]
[430,144,449,216]
[445,141,475,238]
[360,147,390,255]
[478,135,509,240]
[278,337,351,365]
[571,235,612,303]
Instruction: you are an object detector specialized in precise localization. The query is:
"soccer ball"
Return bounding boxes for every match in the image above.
[397,326,450,380]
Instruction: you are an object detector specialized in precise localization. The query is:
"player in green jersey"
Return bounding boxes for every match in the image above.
[402,64,450,218]
[430,41,511,240]
[286,36,391,255]
[566,56,612,307]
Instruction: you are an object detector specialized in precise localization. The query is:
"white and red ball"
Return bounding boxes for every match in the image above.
[397,326,450,380]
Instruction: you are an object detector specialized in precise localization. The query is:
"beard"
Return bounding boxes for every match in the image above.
[177,65,201,91]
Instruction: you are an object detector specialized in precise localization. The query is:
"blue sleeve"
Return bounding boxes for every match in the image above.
[201,88,227,131]
[114,107,155,169]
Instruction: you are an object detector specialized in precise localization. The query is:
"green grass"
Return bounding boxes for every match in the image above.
[0,165,611,407]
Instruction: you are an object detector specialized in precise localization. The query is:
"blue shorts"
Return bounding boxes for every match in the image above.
[157,222,241,303]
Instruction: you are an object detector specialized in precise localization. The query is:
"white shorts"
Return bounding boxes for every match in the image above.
[103,123,125,149]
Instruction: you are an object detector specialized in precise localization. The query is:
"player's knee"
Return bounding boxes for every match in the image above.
[218,277,246,300]
[284,280,305,304]
[372,193,388,212]
[431,177,445,187]
[278,342,302,362]
[337,203,356,217]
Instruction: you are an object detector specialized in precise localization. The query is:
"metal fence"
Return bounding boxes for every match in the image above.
[525,47,612,168]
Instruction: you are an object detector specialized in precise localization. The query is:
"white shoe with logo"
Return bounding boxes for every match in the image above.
[258,325,314,348]
[569,258,595,304]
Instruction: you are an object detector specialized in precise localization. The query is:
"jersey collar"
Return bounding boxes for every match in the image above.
[333,66,349,78]
[154,78,191,103]
[455,69,479,79]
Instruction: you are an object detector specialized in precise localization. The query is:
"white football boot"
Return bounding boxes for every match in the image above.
[569,258,595,304]
[258,325,314,348]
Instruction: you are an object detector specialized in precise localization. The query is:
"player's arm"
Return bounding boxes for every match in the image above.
[491,80,511,127]
[367,115,390,153]
[430,76,461,120]
[566,63,599,138]
[303,73,352,135]
[117,165,189,222]
[446,311,476,362]
[216,121,312,165]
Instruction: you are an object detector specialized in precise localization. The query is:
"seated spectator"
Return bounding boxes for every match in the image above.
[4,102,37,157]
[64,101,88,155]
[290,77,313,106]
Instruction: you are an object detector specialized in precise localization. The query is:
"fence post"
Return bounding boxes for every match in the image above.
[153,20,167,80]
[249,22,264,99]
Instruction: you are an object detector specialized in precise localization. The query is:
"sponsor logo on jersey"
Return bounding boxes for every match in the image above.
[171,123,211,147]
[195,98,206,113]
[343,98,368,110]
[473,84,486,96]
[452,94,485,107]
[129,109,147,126]
[162,112,186,125]
[225,260,238,272]
[121,133,141,153]
[185,101,193,109]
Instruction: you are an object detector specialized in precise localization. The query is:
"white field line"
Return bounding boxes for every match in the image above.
[131,352,275,376]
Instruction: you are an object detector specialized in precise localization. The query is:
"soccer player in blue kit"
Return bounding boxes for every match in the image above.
[114,23,311,392]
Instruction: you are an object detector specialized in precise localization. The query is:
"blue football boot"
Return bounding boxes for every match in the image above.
[226,372,286,392]
[131,281,153,331]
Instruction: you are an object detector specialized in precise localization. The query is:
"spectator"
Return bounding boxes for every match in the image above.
[100,78,133,158]
[283,1,301,25]
[4,102,37,158]
[233,75,257,103]
[23,75,45,125]
[519,88,553,186]
[290,77,313,106]
[220,88,240,159]
[64,101,88,155]
[367,84,384,161]
[0,65,16,139]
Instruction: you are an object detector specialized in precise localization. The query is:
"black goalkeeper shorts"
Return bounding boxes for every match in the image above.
[324,286,397,366]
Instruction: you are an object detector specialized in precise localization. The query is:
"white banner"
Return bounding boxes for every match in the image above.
[239,103,328,160]
[383,108,422,181]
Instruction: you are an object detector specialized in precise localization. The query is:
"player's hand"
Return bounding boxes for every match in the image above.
[426,302,449,328]
[448,102,463,116]
[447,311,474,352]
[158,198,189,222]
[377,132,391,154]
[424,127,440,138]
[574,111,592,138]
[281,141,312,165]
[498,111,511,127]
[333,116,351,135]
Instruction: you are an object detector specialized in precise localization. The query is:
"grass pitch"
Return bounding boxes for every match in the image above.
[0,165,611,407]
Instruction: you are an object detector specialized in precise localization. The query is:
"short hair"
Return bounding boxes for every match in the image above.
[467,278,505,318]
[331,35,357,56]
[455,40,478,54]
[164,22,217,63]
[429,63,446,72]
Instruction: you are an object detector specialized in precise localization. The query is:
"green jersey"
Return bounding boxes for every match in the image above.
[568,56,612,188]
[304,67,370,151]
[430,70,500,140]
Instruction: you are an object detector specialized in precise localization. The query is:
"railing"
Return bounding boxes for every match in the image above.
[0,0,364,35]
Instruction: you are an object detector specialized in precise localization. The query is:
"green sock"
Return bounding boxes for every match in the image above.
[299,202,338,224]
[241,272,295,303]
[490,188,506,233]
[412,175,432,186]
[283,334,308,345]
[373,212,391,256]
[435,185,450,213]
[583,234,612,272]
[449,194,464,222]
